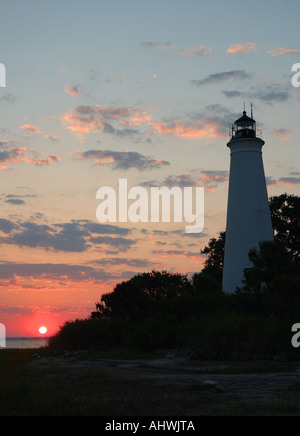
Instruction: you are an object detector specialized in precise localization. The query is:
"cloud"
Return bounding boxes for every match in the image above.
[191,70,252,87]
[180,46,213,58]
[266,173,300,188]
[89,235,135,251]
[2,194,37,206]
[5,198,25,205]
[152,249,201,261]
[227,42,257,54]
[266,177,278,188]
[77,149,169,170]
[267,47,300,57]
[0,219,135,253]
[142,170,228,192]
[139,41,212,58]
[139,41,173,50]
[0,141,60,169]
[198,170,229,190]
[166,172,228,189]
[61,104,152,138]
[222,90,244,98]
[44,135,59,142]
[0,262,114,284]
[254,85,290,104]
[0,142,27,167]
[20,124,41,133]
[64,85,85,97]
[152,105,237,141]
[152,120,224,139]
[62,103,237,144]
[26,155,61,167]
[0,94,17,104]
[161,175,201,188]
[223,83,291,105]
[278,177,300,186]
[91,258,153,268]
[273,128,291,141]
[81,221,131,236]
[0,218,15,233]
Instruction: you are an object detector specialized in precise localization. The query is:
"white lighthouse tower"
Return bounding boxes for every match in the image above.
[222,109,274,294]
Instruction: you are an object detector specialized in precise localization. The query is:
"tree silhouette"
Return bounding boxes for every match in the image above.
[201,231,225,274]
[91,271,192,322]
[269,193,300,264]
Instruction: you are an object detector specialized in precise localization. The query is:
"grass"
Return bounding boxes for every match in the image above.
[0,348,300,416]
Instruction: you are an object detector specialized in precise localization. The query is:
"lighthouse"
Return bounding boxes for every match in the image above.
[222,109,274,294]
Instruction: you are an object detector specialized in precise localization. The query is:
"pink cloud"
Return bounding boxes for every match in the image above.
[198,171,229,185]
[24,155,61,167]
[267,47,300,57]
[44,134,59,142]
[61,105,153,138]
[0,141,60,169]
[272,128,291,141]
[180,45,213,58]
[20,124,41,133]
[64,85,85,97]
[227,42,257,54]
[152,120,224,139]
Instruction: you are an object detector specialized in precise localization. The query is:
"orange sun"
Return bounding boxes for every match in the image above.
[39,326,48,335]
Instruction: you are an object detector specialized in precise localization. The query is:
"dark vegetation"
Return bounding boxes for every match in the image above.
[48,194,300,360]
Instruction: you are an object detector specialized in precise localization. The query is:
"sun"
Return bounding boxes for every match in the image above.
[39,326,48,335]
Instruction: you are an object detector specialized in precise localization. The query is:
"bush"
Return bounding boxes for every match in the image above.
[48,318,123,351]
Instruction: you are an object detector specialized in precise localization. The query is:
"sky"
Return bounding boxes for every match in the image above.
[0,0,300,336]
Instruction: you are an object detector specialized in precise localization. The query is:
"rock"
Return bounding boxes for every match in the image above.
[32,353,42,360]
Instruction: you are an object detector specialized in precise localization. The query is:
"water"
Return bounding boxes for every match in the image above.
[1,338,48,349]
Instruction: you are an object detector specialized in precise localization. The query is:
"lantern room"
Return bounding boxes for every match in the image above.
[230,110,260,140]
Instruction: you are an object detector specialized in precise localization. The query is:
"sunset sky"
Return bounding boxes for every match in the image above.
[1,0,300,336]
